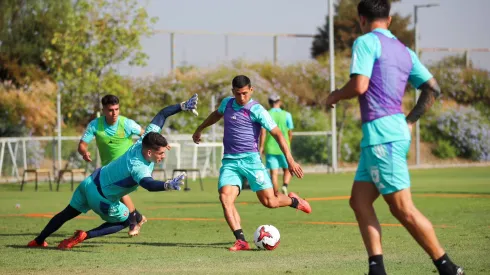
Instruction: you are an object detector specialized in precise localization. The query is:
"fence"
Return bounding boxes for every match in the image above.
[0,131,333,183]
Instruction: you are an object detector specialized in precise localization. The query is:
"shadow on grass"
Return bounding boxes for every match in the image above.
[6,244,100,253]
[0,233,65,237]
[86,240,252,250]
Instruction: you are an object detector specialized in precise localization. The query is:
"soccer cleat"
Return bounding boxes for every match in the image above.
[57,230,87,250]
[281,185,288,195]
[27,240,48,248]
[288,192,312,214]
[455,266,465,275]
[128,215,148,237]
[229,240,251,251]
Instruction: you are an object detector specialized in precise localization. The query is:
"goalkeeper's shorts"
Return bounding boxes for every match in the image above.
[354,140,411,195]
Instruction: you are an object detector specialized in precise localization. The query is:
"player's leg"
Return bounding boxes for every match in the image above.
[28,179,90,247]
[350,145,386,275]
[120,195,147,237]
[377,141,463,275]
[218,159,249,251]
[246,156,311,213]
[279,154,291,195]
[265,154,279,194]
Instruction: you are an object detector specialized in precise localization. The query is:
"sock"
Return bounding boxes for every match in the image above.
[290,197,299,209]
[433,253,459,275]
[35,205,81,244]
[283,183,289,187]
[86,219,131,239]
[129,209,143,225]
[368,255,387,275]
[233,229,246,241]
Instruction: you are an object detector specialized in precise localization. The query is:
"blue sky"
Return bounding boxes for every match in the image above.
[119,0,489,76]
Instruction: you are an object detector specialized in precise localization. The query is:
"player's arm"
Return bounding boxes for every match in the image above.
[259,128,267,155]
[326,75,370,107]
[139,174,185,192]
[78,120,97,162]
[405,48,439,125]
[192,110,224,144]
[406,78,441,124]
[288,130,293,143]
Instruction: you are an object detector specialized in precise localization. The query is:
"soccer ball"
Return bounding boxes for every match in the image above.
[253,225,280,250]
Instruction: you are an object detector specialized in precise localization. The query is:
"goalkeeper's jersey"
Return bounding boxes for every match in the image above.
[95,124,161,202]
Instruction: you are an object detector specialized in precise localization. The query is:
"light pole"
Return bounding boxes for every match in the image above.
[413,3,439,166]
[328,0,337,173]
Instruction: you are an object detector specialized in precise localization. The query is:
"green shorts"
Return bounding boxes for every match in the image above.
[70,176,129,223]
[265,154,288,169]
[354,140,411,195]
[218,154,273,192]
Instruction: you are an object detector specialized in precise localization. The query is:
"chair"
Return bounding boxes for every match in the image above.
[172,169,203,191]
[56,168,87,191]
[20,169,53,191]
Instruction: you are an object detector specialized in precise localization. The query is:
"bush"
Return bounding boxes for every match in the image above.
[432,140,458,159]
[435,107,490,161]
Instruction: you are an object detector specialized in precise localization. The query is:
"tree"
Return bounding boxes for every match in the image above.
[311,0,414,58]
[43,0,157,125]
[0,0,72,85]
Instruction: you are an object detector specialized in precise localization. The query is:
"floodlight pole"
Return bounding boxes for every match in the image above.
[329,0,337,173]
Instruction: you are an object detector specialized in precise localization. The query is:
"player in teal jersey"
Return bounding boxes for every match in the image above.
[27,95,198,249]
[325,1,463,274]
[78,94,148,237]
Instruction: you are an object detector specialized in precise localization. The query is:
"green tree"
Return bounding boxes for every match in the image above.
[311,0,414,58]
[0,0,72,85]
[43,0,157,125]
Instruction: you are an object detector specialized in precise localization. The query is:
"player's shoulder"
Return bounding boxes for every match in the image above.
[87,117,100,128]
[354,32,379,47]
[250,100,266,112]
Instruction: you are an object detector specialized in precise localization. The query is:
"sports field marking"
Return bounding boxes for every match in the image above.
[291,221,456,228]
[307,193,490,201]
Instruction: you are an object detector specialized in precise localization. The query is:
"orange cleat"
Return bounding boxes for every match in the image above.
[229,240,250,251]
[27,240,48,248]
[57,230,87,250]
[288,192,312,214]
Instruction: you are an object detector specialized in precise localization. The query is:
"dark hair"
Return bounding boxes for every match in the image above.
[232,75,251,89]
[268,99,280,107]
[142,132,168,150]
[358,0,391,21]
[101,94,119,107]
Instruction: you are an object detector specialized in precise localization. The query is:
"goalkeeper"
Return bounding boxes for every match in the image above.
[27,96,199,249]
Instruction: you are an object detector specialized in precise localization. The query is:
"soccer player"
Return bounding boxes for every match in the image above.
[77,94,148,237]
[192,75,311,252]
[27,95,199,249]
[259,94,294,195]
[324,1,464,274]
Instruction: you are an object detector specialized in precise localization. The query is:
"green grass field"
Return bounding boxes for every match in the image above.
[0,167,489,274]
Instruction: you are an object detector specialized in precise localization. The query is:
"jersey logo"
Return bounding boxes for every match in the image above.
[231,115,237,120]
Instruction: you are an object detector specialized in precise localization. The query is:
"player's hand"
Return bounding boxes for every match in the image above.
[325,90,340,109]
[82,152,92,162]
[165,172,186,190]
[288,160,304,179]
[192,131,202,144]
[181,94,199,116]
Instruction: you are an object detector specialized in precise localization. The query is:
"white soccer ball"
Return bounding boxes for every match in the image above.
[253,225,281,250]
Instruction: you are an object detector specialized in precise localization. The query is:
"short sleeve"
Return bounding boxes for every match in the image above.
[217,97,232,114]
[407,48,433,88]
[135,124,162,145]
[125,118,142,137]
[286,112,294,130]
[131,163,153,184]
[81,119,98,143]
[350,33,380,78]
[250,104,277,132]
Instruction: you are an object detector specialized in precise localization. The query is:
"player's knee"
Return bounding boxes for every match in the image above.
[389,203,416,223]
[349,195,364,213]
[219,192,234,206]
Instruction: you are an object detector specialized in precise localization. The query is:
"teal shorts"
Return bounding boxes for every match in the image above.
[265,154,288,169]
[218,154,273,192]
[70,176,129,223]
[354,140,411,195]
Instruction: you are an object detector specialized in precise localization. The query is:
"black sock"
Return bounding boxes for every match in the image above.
[368,255,387,275]
[233,229,245,241]
[35,205,81,244]
[86,219,130,239]
[129,209,143,225]
[290,197,299,209]
[433,254,459,275]
[283,183,288,187]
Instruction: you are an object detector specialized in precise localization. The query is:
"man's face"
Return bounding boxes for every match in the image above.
[147,147,167,163]
[103,104,119,124]
[232,86,253,106]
